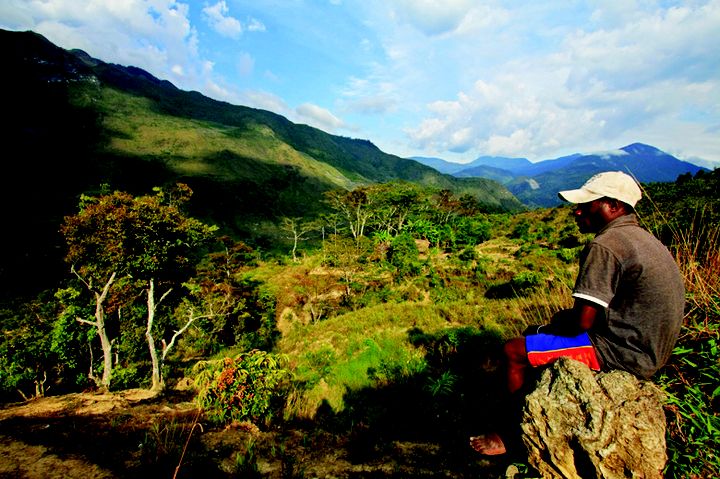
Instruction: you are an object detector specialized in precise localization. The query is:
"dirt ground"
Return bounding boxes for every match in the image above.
[0,387,527,479]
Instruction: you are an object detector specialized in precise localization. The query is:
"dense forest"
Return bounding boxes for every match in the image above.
[1,169,718,478]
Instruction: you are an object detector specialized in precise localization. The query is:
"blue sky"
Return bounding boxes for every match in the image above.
[2,0,719,165]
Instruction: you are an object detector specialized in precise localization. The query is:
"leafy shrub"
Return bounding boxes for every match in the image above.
[111,364,148,390]
[193,350,291,425]
[455,217,492,246]
[510,218,532,240]
[0,295,57,400]
[140,418,195,470]
[387,233,421,278]
[557,247,579,263]
[302,346,337,380]
[457,246,478,262]
[372,230,392,245]
[425,371,458,397]
[510,271,544,296]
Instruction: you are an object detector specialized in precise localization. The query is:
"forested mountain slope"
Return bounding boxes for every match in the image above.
[0,28,521,296]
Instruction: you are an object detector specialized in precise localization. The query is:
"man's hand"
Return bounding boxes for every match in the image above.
[550,308,575,327]
[522,324,547,336]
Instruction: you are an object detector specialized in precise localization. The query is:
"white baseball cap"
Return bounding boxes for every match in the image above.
[558,171,642,207]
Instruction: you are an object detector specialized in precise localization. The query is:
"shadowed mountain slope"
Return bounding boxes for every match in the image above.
[0,28,522,296]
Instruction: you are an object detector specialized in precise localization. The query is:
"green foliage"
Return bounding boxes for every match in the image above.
[642,175,720,478]
[362,337,427,386]
[232,439,261,477]
[454,216,492,246]
[426,371,458,397]
[193,350,291,426]
[659,320,720,478]
[61,183,219,388]
[457,246,478,262]
[52,287,94,381]
[510,218,532,240]
[557,247,579,263]
[301,346,338,381]
[111,364,148,390]
[387,233,421,279]
[408,218,441,245]
[0,302,53,400]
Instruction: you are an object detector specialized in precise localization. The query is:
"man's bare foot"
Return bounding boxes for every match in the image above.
[469,432,507,455]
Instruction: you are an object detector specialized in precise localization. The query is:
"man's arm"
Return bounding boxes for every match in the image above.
[524,299,602,336]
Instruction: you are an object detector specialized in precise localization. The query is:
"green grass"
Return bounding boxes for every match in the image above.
[92,87,357,189]
[268,239,576,418]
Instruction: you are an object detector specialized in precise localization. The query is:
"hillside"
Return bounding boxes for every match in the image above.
[0,28,521,296]
[1,170,717,478]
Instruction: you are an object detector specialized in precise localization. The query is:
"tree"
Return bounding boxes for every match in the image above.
[372,182,425,236]
[177,238,278,355]
[434,189,462,224]
[62,191,135,389]
[123,184,217,391]
[280,217,316,262]
[0,294,57,400]
[61,184,217,391]
[325,187,377,240]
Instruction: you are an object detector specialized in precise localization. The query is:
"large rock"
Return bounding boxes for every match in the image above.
[520,357,667,479]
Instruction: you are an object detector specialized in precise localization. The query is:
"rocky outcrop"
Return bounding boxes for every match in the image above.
[520,357,667,479]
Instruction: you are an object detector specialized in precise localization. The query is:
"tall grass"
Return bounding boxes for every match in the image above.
[656,214,720,478]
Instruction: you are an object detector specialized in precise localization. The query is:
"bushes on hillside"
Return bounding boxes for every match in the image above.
[193,350,291,426]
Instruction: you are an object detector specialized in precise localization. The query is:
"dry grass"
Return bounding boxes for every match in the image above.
[673,219,720,317]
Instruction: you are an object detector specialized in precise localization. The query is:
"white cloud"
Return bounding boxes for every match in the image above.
[340,76,398,114]
[0,0,201,88]
[592,149,629,160]
[454,4,511,36]
[342,95,397,115]
[403,1,720,160]
[389,0,474,35]
[201,1,265,38]
[296,103,346,131]
[202,1,242,39]
[564,4,720,90]
[246,18,266,32]
[243,90,292,116]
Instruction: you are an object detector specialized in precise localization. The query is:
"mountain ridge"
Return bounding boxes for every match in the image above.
[414,143,707,207]
[0,28,522,295]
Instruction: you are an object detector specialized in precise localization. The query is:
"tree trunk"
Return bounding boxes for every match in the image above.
[94,273,116,389]
[146,278,172,392]
[292,231,299,262]
[146,279,162,391]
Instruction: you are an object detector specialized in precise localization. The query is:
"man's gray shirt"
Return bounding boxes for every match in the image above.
[573,214,685,378]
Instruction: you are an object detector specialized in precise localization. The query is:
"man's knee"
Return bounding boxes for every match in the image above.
[504,337,527,363]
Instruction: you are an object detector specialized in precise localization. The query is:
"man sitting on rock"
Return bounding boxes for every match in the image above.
[470,171,685,456]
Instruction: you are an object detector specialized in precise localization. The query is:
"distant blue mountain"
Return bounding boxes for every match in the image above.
[454,164,515,184]
[412,143,708,208]
[508,143,708,207]
[413,155,533,177]
[410,156,466,175]
[457,156,532,175]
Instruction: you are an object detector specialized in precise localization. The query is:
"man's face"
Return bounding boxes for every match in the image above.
[573,199,608,234]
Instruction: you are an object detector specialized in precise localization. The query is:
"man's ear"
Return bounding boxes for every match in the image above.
[605,198,622,212]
